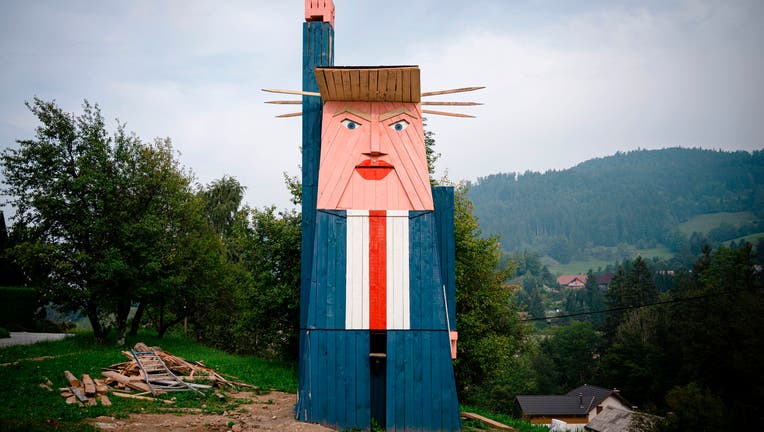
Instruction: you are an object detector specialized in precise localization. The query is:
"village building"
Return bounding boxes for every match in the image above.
[516,384,633,431]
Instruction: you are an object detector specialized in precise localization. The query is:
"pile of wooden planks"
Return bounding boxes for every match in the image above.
[58,342,256,406]
[103,342,254,390]
[59,371,112,407]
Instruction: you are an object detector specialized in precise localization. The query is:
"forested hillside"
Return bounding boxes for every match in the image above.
[467,148,764,262]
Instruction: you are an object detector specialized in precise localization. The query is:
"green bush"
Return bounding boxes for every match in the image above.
[0,286,38,329]
[0,326,9,338]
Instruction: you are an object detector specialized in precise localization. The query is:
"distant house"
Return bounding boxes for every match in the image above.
[594,273,613,290]
[516,385,633,431]
[557,274,588,289]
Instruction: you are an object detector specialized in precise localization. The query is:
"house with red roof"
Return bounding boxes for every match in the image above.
[556,274,588,289]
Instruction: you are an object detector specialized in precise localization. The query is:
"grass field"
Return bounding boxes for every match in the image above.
[547,245,674,275]
[0,331,297,431]
[1,332,543,431]
[678,211,759,235]
[726,232,764,246]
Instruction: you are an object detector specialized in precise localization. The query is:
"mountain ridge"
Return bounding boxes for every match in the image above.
[466,147,764,262]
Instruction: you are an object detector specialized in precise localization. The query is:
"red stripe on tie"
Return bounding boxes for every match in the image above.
[368,210,386,330]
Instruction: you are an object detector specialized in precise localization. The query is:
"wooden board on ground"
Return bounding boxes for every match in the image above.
[461,412,515,431]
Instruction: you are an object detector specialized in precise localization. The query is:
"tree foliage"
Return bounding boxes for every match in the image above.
[452,185,531,410]
[467,148,764,258]
[1,98,203,343]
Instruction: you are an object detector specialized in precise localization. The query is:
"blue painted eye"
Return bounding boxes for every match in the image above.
[390,120,409,131]
[341,119,360,130]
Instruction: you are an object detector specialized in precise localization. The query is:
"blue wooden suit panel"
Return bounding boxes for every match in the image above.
[307,210,347,330]
[433,186,457,329]
[305,210,451,331]
[386,330,462,431]
[301,21,334,329]
[295,330,371,430]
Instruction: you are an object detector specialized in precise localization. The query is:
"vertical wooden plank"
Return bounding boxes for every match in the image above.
[324,69,336,100]
[408,213,423,329]
[395,332,406,431]
[343,332,355,426]
[368,210,387,330]
[337,213,348,329]
[360,69,369,101]
[302,23,334,289]
[433,186,457,329]
[326,332,337,427]
[401,69,411,103]
[310,331,320,421]
[369,69,379,101]
[415,332,427,429]
[377,69,388,101]
[386,212,410,329]
[394,69,403,102]
[385,69,397,102]
[350,69,361,101]
[405,332,418,429]
[421,331,435,429]
[319,330,329,423]
[341,70,352,101]
[332,70,344,99]
[358,331,372,430]
[411,67,421,103]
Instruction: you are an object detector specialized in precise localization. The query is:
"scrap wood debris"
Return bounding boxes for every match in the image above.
[57,342,258,406]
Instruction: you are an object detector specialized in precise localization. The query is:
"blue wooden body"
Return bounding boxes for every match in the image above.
[296,187,460,431]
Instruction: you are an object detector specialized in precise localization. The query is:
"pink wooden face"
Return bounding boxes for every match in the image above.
[316,101,434,211]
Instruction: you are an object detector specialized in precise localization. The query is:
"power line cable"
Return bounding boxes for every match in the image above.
[520,287,753,322]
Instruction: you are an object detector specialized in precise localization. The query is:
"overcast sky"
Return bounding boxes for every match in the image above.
[1,0,763,218]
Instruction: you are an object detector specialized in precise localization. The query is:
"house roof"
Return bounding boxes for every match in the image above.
[557,274,587,286]
[585,407,633,432]
[566,384,612,406]
[585,406,660,432]
[517,385,632,417]
[515,395,595,416]
[594,273,613,284]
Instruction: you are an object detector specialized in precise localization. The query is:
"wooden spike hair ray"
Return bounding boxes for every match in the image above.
[262,88,321,97]
[421,86,485,97]
[421,102,482,106]
[276,112,303,118]
[265,100,302,105]
[422,109,475,118]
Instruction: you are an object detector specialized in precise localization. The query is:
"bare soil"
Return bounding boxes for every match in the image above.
[88,391,334,432]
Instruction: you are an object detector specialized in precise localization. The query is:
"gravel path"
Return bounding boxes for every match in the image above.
[0,331,74,348]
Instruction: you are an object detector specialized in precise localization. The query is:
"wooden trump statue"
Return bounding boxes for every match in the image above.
[264,65,481,431]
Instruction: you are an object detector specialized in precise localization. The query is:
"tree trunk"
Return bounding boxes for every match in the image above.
[128,301,146,336]
[86,304,106,343]
[115,299,131,346]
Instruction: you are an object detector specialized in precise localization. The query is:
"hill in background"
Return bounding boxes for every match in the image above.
[467,147,764,268]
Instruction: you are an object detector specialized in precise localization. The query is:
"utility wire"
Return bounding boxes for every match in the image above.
[520,287,752,322]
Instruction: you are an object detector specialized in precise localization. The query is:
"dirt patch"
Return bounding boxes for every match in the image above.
[88,391,334,432]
